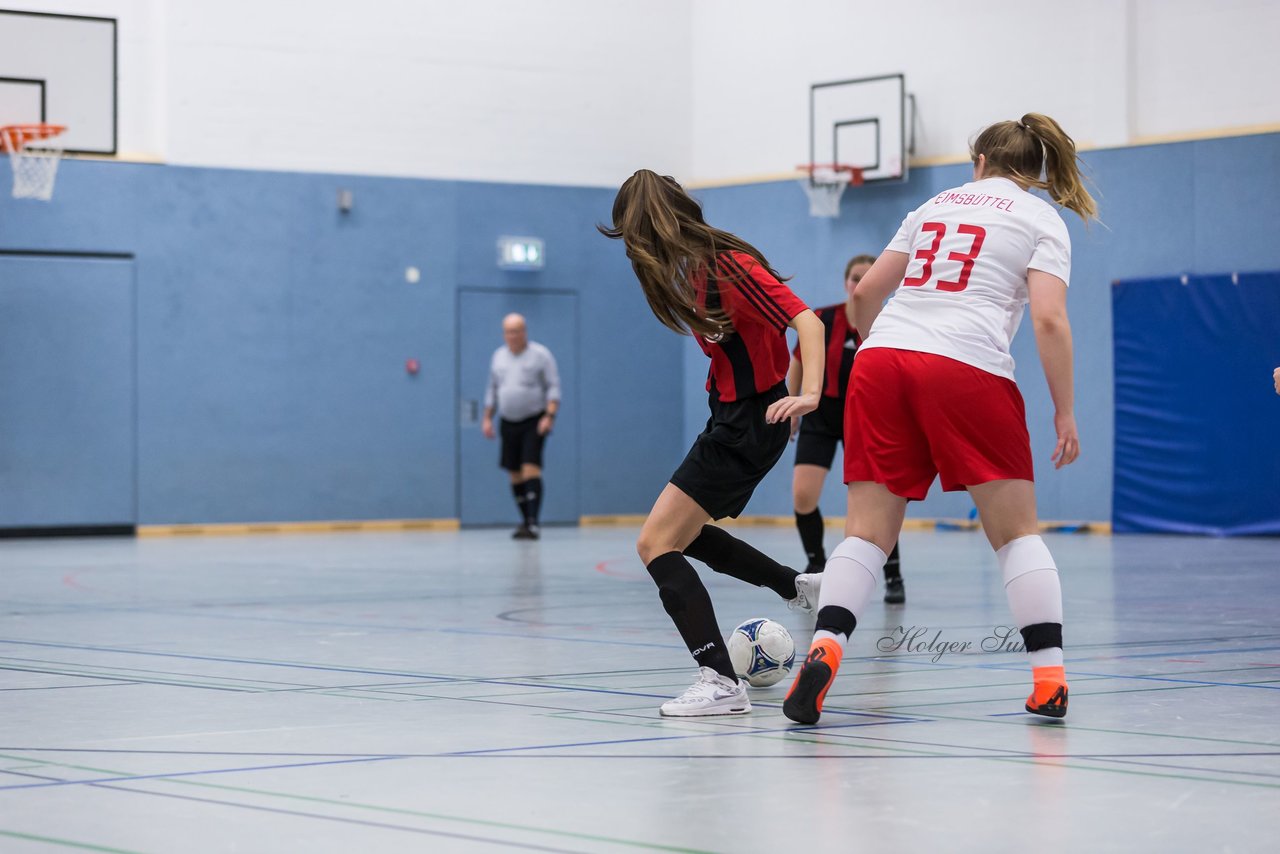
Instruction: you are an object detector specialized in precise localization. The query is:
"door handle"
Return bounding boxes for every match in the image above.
[464,399,479,423]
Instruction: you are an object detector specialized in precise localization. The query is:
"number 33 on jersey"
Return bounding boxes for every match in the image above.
[859,176,1073,381]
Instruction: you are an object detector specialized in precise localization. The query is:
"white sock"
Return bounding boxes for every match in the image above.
[812,537,884,652]
[997,535,1064,669]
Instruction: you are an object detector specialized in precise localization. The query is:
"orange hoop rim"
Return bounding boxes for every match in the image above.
[796,163,864,187]
[0,124,68,153]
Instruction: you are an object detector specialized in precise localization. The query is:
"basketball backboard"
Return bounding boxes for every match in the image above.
[0,10,116,155]
[809,73,912,185]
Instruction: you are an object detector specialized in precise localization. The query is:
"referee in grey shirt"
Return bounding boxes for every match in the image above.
[482,313,562,539]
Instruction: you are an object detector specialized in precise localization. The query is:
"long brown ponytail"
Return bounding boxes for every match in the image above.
[598,169,788,338]
[970,113,1098,222]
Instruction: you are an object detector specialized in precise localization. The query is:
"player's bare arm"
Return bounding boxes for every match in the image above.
[767,309,824,423]
[1028,269,1079,468]
[852,250,909,335]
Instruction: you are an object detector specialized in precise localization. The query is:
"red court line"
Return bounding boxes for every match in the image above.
[594,558,646,581]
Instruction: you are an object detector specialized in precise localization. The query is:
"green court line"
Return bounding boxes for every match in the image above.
[0,753,713,854]
[502,719,1280,790]
[862,702,1280,749]
[867,679,1280,714]
[0,659,298,694]
[0,829,145,854]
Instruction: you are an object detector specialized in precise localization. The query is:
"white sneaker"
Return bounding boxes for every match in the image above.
[659,667,751,717]
[789,572,822,613]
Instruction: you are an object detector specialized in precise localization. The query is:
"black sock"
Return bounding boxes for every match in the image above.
[795,509,826,567]
[816,605,857,640]
[646,552,736,679]
[684,525,799,600]
[524,477,543,526]
[884,541,902,581]
[511,480,530,526]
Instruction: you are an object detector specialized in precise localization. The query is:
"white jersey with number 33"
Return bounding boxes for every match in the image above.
[861,176,1071,380]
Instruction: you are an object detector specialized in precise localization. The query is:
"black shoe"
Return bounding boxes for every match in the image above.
[526,524,541,540]
[884,577,905,604]
[804,560,825,574]
[512,525,535,540]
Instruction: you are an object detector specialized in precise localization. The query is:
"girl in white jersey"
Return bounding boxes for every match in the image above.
[783,113,1098,724]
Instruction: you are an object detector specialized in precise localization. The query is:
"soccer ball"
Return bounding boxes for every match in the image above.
[727,618,795,687]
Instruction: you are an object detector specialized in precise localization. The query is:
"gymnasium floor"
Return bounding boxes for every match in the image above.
[0,526,1277,853]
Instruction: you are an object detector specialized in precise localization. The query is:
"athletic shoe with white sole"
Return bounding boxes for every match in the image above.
[788,571,822,613]
[659,667,751,717]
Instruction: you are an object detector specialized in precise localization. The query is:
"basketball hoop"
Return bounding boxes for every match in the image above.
[796,163,863,218]
[1,124,68,201]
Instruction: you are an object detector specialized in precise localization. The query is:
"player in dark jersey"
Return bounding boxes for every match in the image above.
[600,169,827,717]
[789,255,905,602]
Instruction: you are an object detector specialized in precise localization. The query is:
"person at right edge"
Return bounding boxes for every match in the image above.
[784,113,1096,725]
[788,253,906,603]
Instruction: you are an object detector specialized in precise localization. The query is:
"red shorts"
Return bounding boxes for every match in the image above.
[844,348,1034,500]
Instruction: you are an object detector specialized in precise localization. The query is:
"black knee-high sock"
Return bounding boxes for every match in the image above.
[884,541,902,581]
[795,509,826,567]
[524,477,543,526]
[511,480,530,525]
[646,552,736,679]
[684,525,799,600]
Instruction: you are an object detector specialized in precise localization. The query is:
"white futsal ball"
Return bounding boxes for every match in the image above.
[727,618,795,687]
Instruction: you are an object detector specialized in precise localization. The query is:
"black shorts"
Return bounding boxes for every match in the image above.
[500,412,546,472]
[670,382,789,520]
[794,395,845,469]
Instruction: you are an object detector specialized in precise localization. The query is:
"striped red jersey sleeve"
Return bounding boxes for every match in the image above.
[696,251,810,401]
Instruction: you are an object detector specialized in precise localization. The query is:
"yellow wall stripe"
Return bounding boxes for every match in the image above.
[578,515,1110,534]
[685,125,1280,190]
[137,518,460,537]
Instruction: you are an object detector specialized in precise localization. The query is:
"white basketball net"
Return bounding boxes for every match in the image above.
[798,167,853,218]
[3,130,64,201]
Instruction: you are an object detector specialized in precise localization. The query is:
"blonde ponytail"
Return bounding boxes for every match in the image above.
[970,113,1099,223]
[1019,113,1098,222]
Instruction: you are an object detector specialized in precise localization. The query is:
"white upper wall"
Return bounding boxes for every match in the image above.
[1131,0,1280,140]
[163,0,691,185]
[689,0,1280,184]
[10,0,692,186]
[7,0,1278,185]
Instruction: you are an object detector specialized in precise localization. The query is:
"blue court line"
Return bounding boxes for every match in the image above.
[442,717,926,756]
[1108,645,1280,660]
[429,751,1280,761]
[1,606,685,651]
[868,652,1280,690]
[0,637,910,709]
[18,773,589,854]
[0,638,460,682]
[973,662,1280,691]
[0,747,394,757]
[0,720,926,793]
[6,745,1271,761]
[0,754,404,792]
[440,626,683,650]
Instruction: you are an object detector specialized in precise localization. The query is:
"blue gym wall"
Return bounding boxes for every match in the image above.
[0,161,683,525]
[2,131,1277,527]
[693,132,1280,523]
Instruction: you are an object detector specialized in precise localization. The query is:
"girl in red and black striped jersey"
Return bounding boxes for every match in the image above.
[600,169,828,717]
[788,255,906,603]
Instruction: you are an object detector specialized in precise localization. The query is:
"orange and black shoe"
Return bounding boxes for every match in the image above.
[1025,665,1069,718]
[783,639,843,725]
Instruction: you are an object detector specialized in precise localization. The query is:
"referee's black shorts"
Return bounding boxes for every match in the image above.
[499,412,546,472]
[670,382,789,520]
[794,394,845,469]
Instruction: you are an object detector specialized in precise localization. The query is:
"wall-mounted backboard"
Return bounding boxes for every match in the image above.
[809,74,912,184]
[0,9,117,155]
